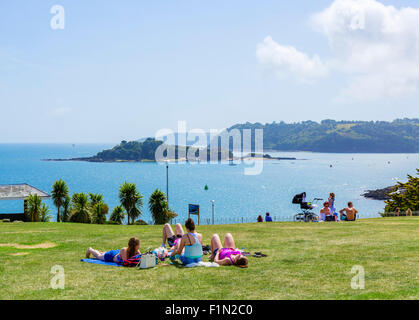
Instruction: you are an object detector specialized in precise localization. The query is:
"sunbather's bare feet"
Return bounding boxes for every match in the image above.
[85,248,91,258]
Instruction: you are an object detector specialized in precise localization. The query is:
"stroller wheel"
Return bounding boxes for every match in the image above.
[293,213,305,222]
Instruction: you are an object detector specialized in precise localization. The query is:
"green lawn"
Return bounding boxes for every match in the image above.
[0,218,418,300]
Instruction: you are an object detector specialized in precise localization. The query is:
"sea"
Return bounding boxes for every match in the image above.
[0,143,417,224]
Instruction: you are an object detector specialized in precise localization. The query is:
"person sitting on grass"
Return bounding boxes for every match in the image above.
[320,201,334,221]
[169,218,203,265]
[265,212,273,222]
[339,202,358,221]
[85,237,140,264]
[257,215,263,222]
[162,223,184,251]
[210,233,248,268]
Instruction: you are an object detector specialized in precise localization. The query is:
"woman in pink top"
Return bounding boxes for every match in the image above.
[210,233,248,268]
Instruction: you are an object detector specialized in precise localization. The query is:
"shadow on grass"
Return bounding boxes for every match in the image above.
[169,261,185,268]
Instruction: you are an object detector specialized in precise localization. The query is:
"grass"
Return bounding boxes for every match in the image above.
[0,218,418,300]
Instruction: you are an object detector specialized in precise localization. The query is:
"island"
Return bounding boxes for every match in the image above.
[44,138,233,163]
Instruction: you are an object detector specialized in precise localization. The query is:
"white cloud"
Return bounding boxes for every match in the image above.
[258,0,419,101]
[256,36,328,82]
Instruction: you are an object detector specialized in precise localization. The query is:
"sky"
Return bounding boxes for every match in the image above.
[1,0,419,143]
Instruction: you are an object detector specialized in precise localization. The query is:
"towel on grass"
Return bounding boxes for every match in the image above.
[81,258,122,267]
[185,261,219,268]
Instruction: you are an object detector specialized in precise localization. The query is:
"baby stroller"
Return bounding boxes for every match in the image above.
[292,192,322,222]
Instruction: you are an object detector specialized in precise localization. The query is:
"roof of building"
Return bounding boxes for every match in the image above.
[0,184,50,200]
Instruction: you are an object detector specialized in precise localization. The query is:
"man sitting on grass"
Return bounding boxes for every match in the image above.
[339,202,358,221]
[265,212,273,222]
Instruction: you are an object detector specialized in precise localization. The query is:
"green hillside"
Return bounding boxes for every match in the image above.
[228,118,419,153]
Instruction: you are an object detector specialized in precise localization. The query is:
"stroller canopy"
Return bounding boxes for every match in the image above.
[292,192,306,204]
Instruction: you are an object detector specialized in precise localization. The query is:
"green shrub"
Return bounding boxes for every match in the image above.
[104,220,119,225]
[133,219,148,225]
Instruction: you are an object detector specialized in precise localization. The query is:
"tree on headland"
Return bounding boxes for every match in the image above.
[385,169,419,213]
[70,193,92,223]
[51,180,69,222]
[26,194,42,222]
[119,182,143,225]
[109,206,126,225]
[149,189,177,225]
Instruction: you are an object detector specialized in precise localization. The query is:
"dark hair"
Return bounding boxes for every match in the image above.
[185,218,195,231]
[127,237,140,259]
[235,256,248,268]
[323,202,329,207]
[266,212,270,216]
[330,193,335,198]
[348,201,353,207]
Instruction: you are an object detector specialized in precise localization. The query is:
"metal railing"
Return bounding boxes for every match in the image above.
[169,212,383,226]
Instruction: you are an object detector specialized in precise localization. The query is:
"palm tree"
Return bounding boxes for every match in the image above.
[70,193,91,223]
[26,194,42,222]
[109,206,126,225]
[92,202,109,224]
[119,182,143,225]
[51,180,69,222]
[40,203,52,222]
[149,189,175,225]
[89,193,104,207]
[61,196,71,222]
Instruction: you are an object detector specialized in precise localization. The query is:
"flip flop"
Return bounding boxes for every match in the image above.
[252,252,268,258]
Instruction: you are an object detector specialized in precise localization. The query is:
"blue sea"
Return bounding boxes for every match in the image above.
[0,144,418,224]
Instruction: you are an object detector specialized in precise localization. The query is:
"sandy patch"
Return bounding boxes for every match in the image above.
[9,252,29,256]
[0,241,56,249]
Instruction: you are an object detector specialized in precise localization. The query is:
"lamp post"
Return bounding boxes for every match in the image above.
[211,200,215,225]
[166,161,169,206]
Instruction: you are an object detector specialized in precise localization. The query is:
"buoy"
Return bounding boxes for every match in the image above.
[204,184,209,191]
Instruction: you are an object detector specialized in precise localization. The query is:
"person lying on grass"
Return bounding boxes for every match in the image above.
[162,223,184,251]
[85,237,140,264]
[169,218,203,265]
[210,233,248,268]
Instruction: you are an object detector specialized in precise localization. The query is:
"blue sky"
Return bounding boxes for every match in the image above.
[1,0,418,143]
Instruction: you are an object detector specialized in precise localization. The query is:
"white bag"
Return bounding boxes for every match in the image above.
[139,253,157,269]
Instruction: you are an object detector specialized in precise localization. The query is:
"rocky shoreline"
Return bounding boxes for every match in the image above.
[362,186,397,200]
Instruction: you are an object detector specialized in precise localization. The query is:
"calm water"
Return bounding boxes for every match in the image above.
[0,144,418,224]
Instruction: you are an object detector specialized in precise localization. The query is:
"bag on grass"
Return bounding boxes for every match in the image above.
[120,254,142,267]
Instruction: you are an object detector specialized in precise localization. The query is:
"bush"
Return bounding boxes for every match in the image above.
[104,220,120,225]
[133,219,148,225]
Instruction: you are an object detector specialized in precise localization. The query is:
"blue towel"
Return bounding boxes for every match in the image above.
[80,258,122,267]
